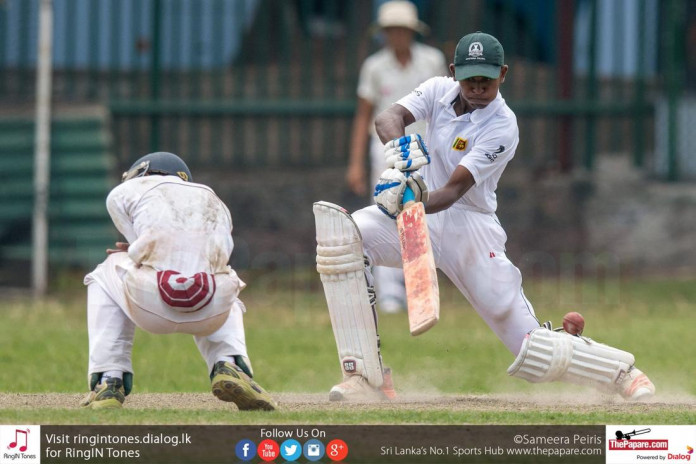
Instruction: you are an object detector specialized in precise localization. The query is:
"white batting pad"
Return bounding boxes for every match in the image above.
[507,327,635,392]
[314,201,383,388]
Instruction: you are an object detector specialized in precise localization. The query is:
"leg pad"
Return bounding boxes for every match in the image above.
[508,327,634,392]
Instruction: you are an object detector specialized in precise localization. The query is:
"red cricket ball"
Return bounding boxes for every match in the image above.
[562,311,585,335]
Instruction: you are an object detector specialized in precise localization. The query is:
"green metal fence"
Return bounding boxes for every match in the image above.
[0,0,691,178]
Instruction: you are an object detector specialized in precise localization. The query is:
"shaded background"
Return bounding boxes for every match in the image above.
[0,0,694,289]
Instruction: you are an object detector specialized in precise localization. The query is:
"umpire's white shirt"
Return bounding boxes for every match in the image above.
[396,76,519,213]
[358,42,447,138]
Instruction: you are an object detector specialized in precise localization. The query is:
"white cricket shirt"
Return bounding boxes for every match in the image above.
[396,76,519,213]
[358,42,447,136]
[106,176,234,275]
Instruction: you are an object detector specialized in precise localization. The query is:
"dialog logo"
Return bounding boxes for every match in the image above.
[235,439,257,462]
[303,439,325,462]
[280,439,302,461]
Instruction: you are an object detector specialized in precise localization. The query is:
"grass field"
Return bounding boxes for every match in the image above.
[1,270,695,425]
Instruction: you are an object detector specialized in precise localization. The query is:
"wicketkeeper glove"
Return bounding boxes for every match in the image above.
[374,168,429,219]
[384,133,431,172]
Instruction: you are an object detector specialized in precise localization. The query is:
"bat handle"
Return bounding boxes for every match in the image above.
[402,186,416,205]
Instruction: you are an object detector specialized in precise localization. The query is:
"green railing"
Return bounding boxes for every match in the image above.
[0,0,690,177]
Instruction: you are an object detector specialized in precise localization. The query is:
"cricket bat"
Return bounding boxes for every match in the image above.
[397,186,440,336]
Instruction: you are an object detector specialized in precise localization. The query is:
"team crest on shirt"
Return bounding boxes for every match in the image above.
[452,137,468,151]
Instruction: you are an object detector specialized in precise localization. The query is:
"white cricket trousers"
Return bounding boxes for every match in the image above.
[369,136,407,307]
[84,252,249,377]
[353,204,539,355]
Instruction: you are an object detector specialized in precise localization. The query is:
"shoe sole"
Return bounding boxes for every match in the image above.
[212,377,276,411]
[82,398,123,410]
[328,390,345,402]
[328,388,389,402]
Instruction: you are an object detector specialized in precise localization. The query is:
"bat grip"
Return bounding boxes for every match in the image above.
[402,186,415,205]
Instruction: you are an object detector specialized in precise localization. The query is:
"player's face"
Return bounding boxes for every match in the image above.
[383,27,415,53]
[453,65,508,110]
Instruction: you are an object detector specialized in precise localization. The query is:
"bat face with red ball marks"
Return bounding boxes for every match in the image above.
[397,199,439,336]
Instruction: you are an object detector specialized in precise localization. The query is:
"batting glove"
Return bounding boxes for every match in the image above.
[384,133,431,172]
[374,168,429,219]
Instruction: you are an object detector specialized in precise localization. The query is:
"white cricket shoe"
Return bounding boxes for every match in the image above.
[329,375,388,402]
[618,366,655,401]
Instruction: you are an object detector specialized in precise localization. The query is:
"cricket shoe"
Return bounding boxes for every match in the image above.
[210,361,277,411]
[618,366,655,401]
[381,367,397,400]
[79,377,125,410]
[329,375,391,402]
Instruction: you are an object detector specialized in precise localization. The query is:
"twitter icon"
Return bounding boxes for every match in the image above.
[280,439,302,461]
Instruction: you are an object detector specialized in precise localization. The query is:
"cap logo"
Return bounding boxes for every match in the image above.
[468,42,483,58]
[177,171,189,181]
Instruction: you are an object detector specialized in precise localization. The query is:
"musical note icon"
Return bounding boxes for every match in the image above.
[8,428,29,452]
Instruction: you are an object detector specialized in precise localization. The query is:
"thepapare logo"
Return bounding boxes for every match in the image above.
[608,440,668,450]
[452,137,468,151]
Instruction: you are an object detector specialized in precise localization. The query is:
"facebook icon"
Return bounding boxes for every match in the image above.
[235,439,257,462]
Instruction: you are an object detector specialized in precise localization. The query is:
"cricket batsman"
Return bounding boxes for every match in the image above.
[314,32,655,401]
[81,152,276,410]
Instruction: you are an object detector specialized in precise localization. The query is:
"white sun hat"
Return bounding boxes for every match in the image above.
[375,1,430,35]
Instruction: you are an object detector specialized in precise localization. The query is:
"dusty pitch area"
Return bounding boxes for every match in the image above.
[2,392,695,414]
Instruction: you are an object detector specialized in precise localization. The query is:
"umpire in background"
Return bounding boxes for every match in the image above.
[346,0,447,314]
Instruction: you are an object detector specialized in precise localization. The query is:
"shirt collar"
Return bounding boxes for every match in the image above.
[386,44,416,68]
[439,85,505,124]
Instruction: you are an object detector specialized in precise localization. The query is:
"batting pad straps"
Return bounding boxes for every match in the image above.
[313,201,383,389]
[508,327,635,392]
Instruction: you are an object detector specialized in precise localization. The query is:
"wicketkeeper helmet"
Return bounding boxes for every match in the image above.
[121,152,192,183]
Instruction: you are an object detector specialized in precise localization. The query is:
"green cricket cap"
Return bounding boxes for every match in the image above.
[453,31,504,80]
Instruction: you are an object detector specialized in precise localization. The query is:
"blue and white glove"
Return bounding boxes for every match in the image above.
[374,168,429,219]
[384,133,431,172]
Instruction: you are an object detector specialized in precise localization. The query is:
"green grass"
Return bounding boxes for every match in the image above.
[0,409,693,426]
[1,271,695,424]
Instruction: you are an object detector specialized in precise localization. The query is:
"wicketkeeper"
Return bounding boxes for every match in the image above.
[81,152,276,410]
[314,32,655,402]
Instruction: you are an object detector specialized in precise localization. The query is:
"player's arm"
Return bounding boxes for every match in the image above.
[346,97,375,195]
[424,165,476,214]
[375,103,415,143]
[106,241,129,255]
[106,184,138,243]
